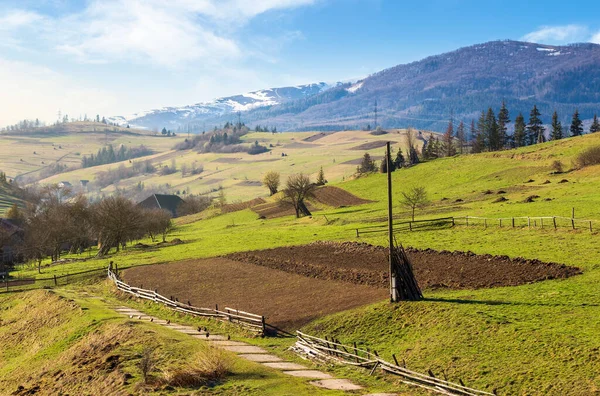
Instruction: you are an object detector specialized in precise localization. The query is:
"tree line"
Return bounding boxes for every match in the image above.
[427,103,600,158]
[82,144,153,168]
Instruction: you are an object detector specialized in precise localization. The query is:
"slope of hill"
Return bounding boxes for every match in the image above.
[117,40,600,132]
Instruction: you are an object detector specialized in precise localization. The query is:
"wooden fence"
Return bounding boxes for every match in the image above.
[1,267,107,293]
[355,217,455,237]
[456,215,596,232]
[355,215,597,237]
[107,267,266,335]
[295,331,494,396]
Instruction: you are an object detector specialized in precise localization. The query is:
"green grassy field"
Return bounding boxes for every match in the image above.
[7,131,600,394]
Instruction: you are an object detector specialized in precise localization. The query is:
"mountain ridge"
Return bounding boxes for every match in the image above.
[114,40,600,132]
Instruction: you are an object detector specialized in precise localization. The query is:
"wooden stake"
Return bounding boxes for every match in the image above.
[387,142,398,303]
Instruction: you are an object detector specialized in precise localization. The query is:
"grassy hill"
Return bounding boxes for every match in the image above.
[6,131,600,394]
[0,121,184,183]
[36,129,425,202]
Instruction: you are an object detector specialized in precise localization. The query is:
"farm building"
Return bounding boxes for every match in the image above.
[138,194,184,217]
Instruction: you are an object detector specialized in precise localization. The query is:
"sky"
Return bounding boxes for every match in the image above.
[2,0,600,127]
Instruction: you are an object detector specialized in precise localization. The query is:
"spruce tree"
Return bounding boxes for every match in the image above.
[570,109,583,137]
[456,121,466,154]
[527,105,545,145]
[514,113,526,147]
[442,119,456,157]
[550,111,563,140]
[485,108,500,151]
[471,119,484,153]
[476,111,486,150]
[394,148,405,168]
[590,114,600,133]
[497,101,510,148]
[316,166,327,184]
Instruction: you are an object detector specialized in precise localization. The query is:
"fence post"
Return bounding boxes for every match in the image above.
[500,219,502,227]
[553,217,557,229]
[452,217,455,226]
[590,221,593,233]
[512,218,514,228]
[466,216,469,227]
[528,217,531,229]
[572,218,576,230]
[409,222,412,231]
[541,218,544,229]
[261,316,266,335]
[356,229,359,238]
[54,275,57,286]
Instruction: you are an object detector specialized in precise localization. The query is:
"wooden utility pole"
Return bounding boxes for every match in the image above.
[387,142,398,302]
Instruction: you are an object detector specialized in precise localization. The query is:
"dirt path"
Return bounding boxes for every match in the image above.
[111,306,366,393]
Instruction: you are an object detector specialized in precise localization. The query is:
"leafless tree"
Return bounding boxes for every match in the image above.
[283,173,315,218]
[399,186,429,221]
[262,171,280,196]
[143,209,173,242]
[177,195,211,216]
[91,196,144,256]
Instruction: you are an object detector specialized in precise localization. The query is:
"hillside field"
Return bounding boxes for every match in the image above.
[7,131,600,394]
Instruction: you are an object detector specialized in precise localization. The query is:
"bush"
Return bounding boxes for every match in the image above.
[550,160,564,174]
[575,146,600,168]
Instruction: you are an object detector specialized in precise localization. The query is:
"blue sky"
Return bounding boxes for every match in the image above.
[1,0,600,126]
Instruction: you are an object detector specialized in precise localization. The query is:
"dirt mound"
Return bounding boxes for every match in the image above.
[349,141,396,151]
[312,186,372,207]
[492,197,508,203]
[225,241,580,290]
[558,179,569,183]
[524,195,540,203]
[221,197,266,214]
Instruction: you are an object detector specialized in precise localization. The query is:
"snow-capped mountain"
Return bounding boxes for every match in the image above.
[109,82,332,130]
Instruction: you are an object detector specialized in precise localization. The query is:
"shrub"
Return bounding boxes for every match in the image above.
[550,160,564,174]
[575,146,600,168]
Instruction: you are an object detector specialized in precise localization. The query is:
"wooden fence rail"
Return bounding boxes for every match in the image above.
[107,267,266,335]
[295,331,494,396]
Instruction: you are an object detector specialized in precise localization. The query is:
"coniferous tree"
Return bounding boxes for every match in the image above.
[394,148,405,168]
[456,121,466,154]
[471,119,484,153]
[485,108,501,151]
[476,111,487,150]
[570,109,583,137]
[441,119,456,157]
[550,111,563,141]
[590,114,600,133]
[514,113,526,147]
[527,105,545,145]
[497,101,510,148]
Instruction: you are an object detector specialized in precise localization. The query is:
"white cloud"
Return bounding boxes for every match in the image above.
[521,24,589,44]
[591,31,600,44]
[0,58,117,126]
[0,10,44,30]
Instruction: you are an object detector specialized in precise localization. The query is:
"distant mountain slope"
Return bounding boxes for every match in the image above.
[115,40,600,132]
[111,83,332,130]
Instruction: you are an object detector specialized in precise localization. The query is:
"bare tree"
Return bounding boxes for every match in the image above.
[143,209,174,242]
[177,195,211,216]
[283,173,315,218]
[262,171,280,196]
[91,196,144,256]
[399,186,429,221]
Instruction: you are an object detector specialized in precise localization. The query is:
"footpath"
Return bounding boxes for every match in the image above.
[113,305,395,395]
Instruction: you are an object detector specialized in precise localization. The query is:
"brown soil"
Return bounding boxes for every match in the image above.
[312,186,372,207]
[303,133,329,142]
[235,180,263,187]
[225,241,580,290]
[349,141,396,151]
[251,201,317,219]
[221,197,266,214]
[342,156,384,165]
[123,258,384,330]
[211,158,241,163]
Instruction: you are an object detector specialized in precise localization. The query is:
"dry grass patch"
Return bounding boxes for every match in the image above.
[160,347,233,387]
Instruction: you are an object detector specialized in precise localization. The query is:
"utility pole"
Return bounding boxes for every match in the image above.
[374,100,378,129]
[387,141,398,302]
